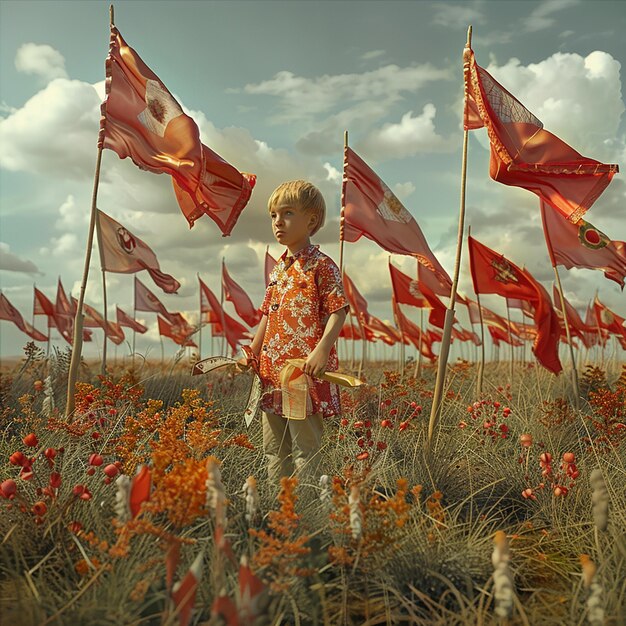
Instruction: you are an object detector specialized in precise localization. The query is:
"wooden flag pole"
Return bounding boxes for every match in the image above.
[427,25,472,446]
[338,130,348,275]
[95,210,108,377]
[220,258,227,356]
[414,307,424,378]
[132,286,137,369]
[197,274,203,360]
[476,293,485,396]
[505,301,514,387]
[65,5,114,416]
[553,267,580,408]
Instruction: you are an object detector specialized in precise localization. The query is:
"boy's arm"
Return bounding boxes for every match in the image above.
[237,314,267,369]
[303,307,348,378]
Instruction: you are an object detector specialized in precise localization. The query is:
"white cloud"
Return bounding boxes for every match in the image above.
[236,64,452,124]
[15,43,68,82]
[392,182,416,200]
[356,104,455,161]
[431,2,485,30]
[479,50,626,163]
[361,50,386,61]
[40,232,78,257]
[323,162,341,182]
[522,0,581,33]
[0,242,42,274]
[0,78,100,177]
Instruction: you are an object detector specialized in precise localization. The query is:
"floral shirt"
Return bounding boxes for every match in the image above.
[259,244,349,418]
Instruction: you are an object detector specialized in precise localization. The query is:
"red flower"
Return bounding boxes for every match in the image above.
[31,501,47,516]
[49,472,62,488]
[88,454,103,467]
[9,451,26,466]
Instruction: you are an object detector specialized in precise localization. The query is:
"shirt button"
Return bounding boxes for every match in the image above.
[271,304,279,311]
[262,346,268,351]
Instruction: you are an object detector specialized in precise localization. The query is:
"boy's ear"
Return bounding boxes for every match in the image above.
[308,213,318,232]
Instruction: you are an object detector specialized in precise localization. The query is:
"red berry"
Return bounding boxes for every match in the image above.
[31,501,47,516]
[23,433,38,447]
[33,380,44,392]
[0,479,17,498]
[381,419,393,429]
[103,464,118,478]
[44,448,57,460]
[376,441,387,451]
[88,453,103,467]
[49,472,62,488]
[91,432,101,440]
[562,452,575,464]
[9,451,26,466]
[356,451,370,461]
[340,418,349,427]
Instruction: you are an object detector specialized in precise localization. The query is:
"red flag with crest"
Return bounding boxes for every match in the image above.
[99,25,255,235]
[468,236,561,374]
[97,209,180,293]
[342,146,452,284]
[464,46,618,223]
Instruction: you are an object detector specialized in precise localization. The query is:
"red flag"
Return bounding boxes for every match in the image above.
[416,278,449,329]
[551,286,595,348]
[116,306,148,334]
[506,297,534,318]
[343,272,371,325]
[100,26,254,235]
[0,293,47,342]
[221,262,261,327]
[339,322,364,341]
[541,201,626,289]
[593,295,626,338]
[389,261,429,308]
[364,315,401,345]
[96,210,180,293]
[158,314,197,347]
[75,299,126,345]
[198,277,252,352]
[33,287,56,320]
[488,325,523,347]
[53,279,75,343]
[264,248,277,289]
[392,296,437,359]
[134,277,173,321]
[464,46,618,223]
[468,236,561,373]
[342,146,452,283]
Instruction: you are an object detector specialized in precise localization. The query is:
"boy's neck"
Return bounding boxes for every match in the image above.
[286,237,311,257]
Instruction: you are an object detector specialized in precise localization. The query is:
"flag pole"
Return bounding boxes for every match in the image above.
[505,300,514,387]
[65,5,114,416]
[220,258,226,356]
[414,307,424,378]
[553,266,581,409]
[197,274,202,360]
[427,24,472,446]
[476,295,485,396]
[95,210,108,377]
[339,130,348,275]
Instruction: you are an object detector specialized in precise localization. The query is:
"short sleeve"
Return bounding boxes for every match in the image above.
[317,257,349,319]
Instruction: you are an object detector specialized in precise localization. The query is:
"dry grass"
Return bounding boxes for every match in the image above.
[0,344,624,625]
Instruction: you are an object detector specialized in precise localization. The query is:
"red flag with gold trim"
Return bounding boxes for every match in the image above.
[464,46,618,223]
[99,26,255,235]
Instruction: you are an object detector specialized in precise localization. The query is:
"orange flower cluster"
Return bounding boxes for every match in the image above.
[425,490,446,543]
[584,386,626,453]
[539,398,576,428]
[328,476,422,569]
[250,477,313,591]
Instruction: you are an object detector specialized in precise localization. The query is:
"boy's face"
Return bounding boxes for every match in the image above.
[270,204,316,251]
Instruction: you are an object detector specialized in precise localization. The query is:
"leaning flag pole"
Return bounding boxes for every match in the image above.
[95,210,108,377]
[65,5,114,417]
[505,300,514,387]
[220,258,227,356]
[553,267,581,409]
[427,25,472,446]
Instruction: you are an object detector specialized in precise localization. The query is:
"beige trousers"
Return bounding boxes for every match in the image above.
[262,411,324,486]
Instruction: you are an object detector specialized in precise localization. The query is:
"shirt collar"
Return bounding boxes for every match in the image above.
[280,243,318,264]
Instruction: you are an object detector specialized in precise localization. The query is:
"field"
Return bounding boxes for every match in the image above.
[0,343,624,625]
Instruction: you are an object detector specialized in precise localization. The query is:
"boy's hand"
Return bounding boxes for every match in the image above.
[235,357,249,373]
[303,345,330,379]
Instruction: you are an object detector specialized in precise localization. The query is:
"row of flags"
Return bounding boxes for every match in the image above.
[4,25,625,373]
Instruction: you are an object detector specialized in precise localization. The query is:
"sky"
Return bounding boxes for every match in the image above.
[1,0,625,361]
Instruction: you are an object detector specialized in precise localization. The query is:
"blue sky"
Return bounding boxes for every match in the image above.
[1,0,625,360]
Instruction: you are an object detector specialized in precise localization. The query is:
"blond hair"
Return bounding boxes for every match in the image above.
[267,180,326,236]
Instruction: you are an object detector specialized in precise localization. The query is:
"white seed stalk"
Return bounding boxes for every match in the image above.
[492,531,514,619]
[42,375,55,418]
[590,469,609,532]
[113,474,131,522]
[242,476,259,525]
[349,484,362,541]
[319,475,331,512]
[206,457,227,527]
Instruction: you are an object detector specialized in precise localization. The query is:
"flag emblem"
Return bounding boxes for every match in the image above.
[491,258,519,284]
[137,79,183,137]
[409,280,422,299]
[377,183,412,224]
[116,227,137,254]
[578,221,609,250]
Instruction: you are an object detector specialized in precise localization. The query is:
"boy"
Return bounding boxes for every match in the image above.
[241,180,348,486]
